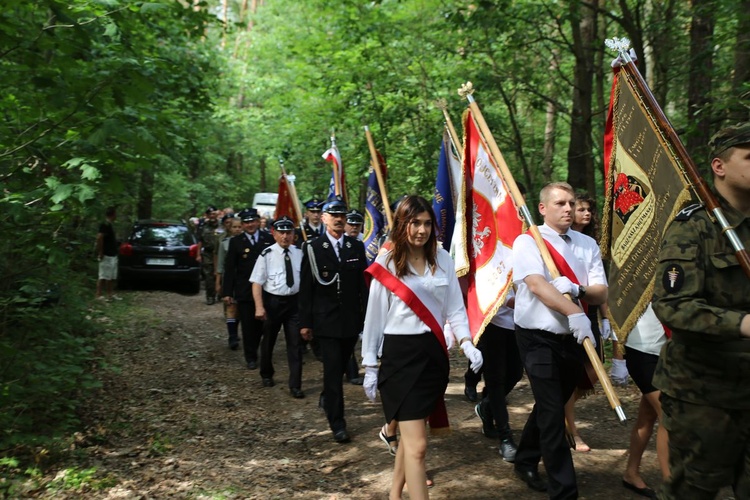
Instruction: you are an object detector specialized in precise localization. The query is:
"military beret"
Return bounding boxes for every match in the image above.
[205,205,218,214]
[346,209,364,225]
[708,121,750,159]
[304,197,323,211]
[323,198,348,214]
[238,208,260,221]
[221,213,235,223]
[272,216,295,231]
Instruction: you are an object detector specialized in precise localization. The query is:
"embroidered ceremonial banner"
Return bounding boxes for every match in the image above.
[363,151,388,264]
[601,67,692,342]
[461,110,522,341]
[274,175,300,226]
[432,131,458,251]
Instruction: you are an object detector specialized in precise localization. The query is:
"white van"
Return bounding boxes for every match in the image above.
[252,192,278,218]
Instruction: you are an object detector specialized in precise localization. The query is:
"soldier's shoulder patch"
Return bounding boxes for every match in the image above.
[674,203,704,221]
[261,247,273,257]
[661,264,685,293]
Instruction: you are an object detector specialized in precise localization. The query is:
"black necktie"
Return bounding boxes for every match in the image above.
[336,241,342,262]
[284,248,294,288]
[560,234,571,244]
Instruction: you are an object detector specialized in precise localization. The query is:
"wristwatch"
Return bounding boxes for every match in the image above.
[577,285,587,299]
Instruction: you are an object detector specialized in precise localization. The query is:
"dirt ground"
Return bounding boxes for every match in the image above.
[33,288,668,499]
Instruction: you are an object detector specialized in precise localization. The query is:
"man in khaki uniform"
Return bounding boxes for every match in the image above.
[652,122,750,499]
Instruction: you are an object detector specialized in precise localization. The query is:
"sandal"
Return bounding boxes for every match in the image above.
[379,424,398,456]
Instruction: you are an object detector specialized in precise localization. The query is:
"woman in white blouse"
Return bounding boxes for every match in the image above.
[361,195,482,500]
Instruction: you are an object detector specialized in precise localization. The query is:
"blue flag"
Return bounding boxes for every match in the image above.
[363,161,387,264]
[432,133,456,250]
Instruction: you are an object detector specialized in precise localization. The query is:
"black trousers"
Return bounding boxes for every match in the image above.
[477,324,524,433]
[237,298,263,364]
[515,326,585,500]
[318,335,358,433]
[260,293,302,389]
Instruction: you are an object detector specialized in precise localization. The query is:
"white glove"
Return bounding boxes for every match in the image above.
[611,48,638,68]
[600,319,612,340]
[443,324,455,350]
[461,341,483,373]
[363,366,378,402]
[568,313,596,348]
[610,358,630,385]
[552,276,580,298]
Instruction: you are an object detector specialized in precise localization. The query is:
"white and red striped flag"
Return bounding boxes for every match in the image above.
[459,110,523,341]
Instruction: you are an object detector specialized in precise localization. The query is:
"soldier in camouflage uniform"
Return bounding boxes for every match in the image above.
[652,122,750,499]
[198,206,220,305]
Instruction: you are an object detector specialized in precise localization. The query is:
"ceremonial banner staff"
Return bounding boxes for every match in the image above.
[458,81,626,422]
[607,37,750,279]
[364,125,393,229]
[434,98,463,163]
[279,158,307,242]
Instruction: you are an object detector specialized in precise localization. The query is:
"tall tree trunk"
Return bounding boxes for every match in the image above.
[729,0,750,123]
[137,169,154,220]
[541,50,559,183]
[647,0,678,106]
[686,0,715,163]
[567,0,597,195]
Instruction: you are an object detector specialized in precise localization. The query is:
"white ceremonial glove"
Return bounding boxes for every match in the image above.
[443,324,455,351]
[600,319,612,341]
[568,312,596,348]
[611,48,638,68]
[461,341,484,373]
[610,358,630,386]
[552,276,580,298]
[363,366,378,402]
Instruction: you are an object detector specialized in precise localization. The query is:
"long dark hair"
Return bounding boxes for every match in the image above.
[387,195,437,278]
[574,191,600,241]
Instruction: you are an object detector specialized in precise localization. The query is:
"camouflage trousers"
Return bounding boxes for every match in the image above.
[659,393,750,499]
[201,255,216,299]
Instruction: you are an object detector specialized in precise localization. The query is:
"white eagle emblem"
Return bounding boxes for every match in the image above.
[472,201,491,258]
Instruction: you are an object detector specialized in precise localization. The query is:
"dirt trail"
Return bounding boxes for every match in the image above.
[37,289,663,499]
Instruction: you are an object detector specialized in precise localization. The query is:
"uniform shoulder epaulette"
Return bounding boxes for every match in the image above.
[674,203,704,221]
[261,247,273,256]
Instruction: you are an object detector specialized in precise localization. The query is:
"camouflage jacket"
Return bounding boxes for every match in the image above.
[199,221,219,253]
[652,194,750,408]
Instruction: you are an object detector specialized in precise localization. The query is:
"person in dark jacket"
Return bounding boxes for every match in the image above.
[299,198,368,443]
[221,207,274,369]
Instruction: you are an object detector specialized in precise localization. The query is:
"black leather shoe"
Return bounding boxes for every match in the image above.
[247,360,257,370]
[499,437,518,462]
[622,479,656,498]
[262,378,274,387]
[349,377,364,385]
[333,429,351,443]
[514,468,547,492]
[464,385,478,403]
[290,388,305,399]
[206,297,215,305]
[228,338,239,350]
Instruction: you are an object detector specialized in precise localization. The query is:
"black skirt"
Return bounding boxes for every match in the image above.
[379,332,449,423]
[625,346,659,395]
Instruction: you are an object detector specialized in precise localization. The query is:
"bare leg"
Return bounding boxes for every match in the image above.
[643,390,670,480]
[623,395,658,488]
[106,280,114,299]
[389,429,406,500]
[397,419,428,500]
[95,279,104,298]
[565,391,590,452]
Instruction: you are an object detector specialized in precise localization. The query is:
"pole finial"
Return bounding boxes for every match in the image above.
[458,81,474,98]
[434,98,447,111]
[605,37,631,54]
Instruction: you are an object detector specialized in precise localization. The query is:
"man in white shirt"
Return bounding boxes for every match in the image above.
[511,182,608,498]
[251,216,305,398]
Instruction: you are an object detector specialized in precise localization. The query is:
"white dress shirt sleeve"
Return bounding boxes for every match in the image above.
[361,278,389,366]
[249,251,268,285]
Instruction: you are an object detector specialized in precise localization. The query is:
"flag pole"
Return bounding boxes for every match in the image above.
[329,132,342,200]
[458,82,626,423]
[279,157,307,242]
[364,125,394,229]
[606,37,750,279]
[434,99,463,162]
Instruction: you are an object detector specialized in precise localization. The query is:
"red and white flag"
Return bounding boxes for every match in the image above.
[322,140,348,205]
[275,174,301,226]
[459,110,523,341]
